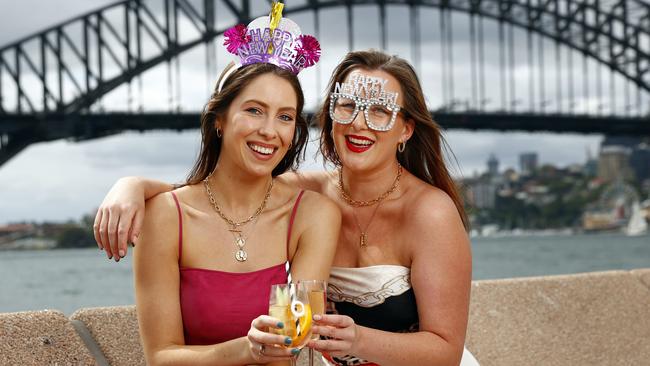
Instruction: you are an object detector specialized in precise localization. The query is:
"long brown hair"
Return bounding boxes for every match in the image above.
[186,63,308,185]
[318,50,469,229]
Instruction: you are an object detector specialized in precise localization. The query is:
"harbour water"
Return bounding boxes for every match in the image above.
[0,233,648,315]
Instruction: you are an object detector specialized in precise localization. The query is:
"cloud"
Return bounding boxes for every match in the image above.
[0,0,112,46]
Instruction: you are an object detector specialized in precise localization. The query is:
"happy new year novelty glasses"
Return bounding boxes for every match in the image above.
[329,93,402,132]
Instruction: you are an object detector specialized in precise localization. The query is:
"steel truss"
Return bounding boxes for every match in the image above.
[0,0,648,115]
[0,0,649,165]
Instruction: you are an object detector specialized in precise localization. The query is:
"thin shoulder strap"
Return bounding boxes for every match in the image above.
[286,190,306,261]
[170,191,183,263]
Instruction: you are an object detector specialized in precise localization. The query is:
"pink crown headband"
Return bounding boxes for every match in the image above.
[222,2,321,75]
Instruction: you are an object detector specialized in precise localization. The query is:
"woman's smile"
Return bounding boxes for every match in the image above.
[247,141,278,161]
[345,134,375,153]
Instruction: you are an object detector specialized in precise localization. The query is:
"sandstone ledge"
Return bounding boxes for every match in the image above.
[2,269,649,365]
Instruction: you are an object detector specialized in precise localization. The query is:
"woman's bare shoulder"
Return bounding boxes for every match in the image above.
[144,190,178,218]
[138,190,182,250]
[403,176,470,272]
[291,189,341,230]
[403,176,464,231]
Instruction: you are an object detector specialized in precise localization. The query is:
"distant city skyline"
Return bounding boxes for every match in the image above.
[0,129,603,224]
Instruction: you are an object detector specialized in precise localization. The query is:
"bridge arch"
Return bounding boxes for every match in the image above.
[0,0,648,116]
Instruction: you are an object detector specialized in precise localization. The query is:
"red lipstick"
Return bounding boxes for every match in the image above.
[345,135,374,153]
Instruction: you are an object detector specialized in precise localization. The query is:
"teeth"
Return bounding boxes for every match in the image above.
[348,136,373,146]
[249,144,274,155]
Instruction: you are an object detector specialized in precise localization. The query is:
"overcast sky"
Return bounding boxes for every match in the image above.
[0,0,607,224]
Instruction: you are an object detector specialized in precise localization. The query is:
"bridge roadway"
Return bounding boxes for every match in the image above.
[2,111,649,166]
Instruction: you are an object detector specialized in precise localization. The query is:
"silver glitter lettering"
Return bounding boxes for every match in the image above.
[334,72,399,105]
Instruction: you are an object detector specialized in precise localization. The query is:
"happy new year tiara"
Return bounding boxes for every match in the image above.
[222,1,321,77]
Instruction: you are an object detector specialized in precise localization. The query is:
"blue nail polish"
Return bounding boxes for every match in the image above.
[284,337,292,345]
[276,321,284,329]
[291,348,300,356]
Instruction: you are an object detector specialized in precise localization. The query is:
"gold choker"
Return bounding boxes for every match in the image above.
[337,164,402,207]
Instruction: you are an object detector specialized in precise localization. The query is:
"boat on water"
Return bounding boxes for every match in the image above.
[625,201,648,236]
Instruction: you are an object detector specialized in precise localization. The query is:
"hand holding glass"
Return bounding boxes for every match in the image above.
[268,283,312,364]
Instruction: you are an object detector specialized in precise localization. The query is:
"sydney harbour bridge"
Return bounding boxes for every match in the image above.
[0,0,649,166]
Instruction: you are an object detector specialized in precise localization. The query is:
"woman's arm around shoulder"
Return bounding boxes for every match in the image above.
[289,190,341,282]
[94,176,175,260]
[276,171,331,196]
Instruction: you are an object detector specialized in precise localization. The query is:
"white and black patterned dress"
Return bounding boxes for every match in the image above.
[322,265,416,366]
[322,265,479,366]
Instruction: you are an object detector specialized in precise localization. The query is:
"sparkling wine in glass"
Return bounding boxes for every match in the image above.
[269,283,313,365]
[299,280,327,366]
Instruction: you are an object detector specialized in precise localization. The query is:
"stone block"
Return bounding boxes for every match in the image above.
[466,270,650,366]
[71,306,144,366]
[0,310,95,365]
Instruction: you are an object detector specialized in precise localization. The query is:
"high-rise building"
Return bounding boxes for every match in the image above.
[598,145,634,182]
[519,152,538,175]
[629,143,650,183]
[585,147,598,177]
[598,137,650,183]
[487,154,499,177]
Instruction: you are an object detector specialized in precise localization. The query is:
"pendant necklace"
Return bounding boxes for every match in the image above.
[338,163,402,248]
[203,172,274,262]
[351,200,383,248]
[229,216,260,262]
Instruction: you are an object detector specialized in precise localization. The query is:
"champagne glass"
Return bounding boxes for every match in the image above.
[269,283,313,366]
[299,280,327,366]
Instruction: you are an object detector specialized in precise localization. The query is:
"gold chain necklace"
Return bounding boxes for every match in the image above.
[338,163,402,248]
[203,173,274,261]
[337,163,402,207]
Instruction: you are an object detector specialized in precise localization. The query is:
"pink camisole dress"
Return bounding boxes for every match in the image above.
[170,190,305,345]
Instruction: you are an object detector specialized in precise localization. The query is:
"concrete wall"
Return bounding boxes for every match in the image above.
[2,269,649,365]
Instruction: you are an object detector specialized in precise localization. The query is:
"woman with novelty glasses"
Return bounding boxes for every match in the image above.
[95,49,477,366]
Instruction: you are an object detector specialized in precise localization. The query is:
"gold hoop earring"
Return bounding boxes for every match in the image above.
[216,128,222,138]
[398,141,406,153]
